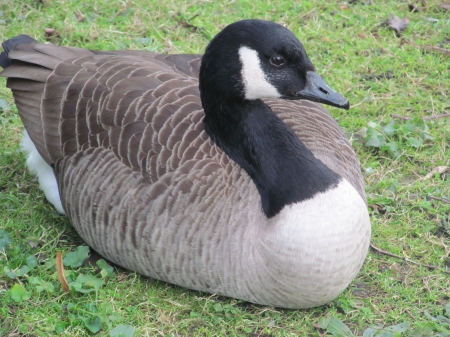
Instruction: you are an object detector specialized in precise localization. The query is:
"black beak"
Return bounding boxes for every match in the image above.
[289,71,350,110]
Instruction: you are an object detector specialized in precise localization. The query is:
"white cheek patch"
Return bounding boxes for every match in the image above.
[238,46,281,100]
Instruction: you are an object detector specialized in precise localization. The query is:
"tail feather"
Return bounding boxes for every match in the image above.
[0,35,95,165]
[0,34,36,68]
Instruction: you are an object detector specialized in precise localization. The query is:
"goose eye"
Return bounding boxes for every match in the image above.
[270,55,285,67]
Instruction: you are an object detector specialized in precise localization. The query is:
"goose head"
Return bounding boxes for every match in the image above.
[199,19,349,109]
[199,20,355,218]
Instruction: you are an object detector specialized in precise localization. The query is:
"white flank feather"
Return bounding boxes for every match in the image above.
[21,131,66,215]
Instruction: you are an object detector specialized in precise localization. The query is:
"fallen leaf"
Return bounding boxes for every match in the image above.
[384,15,410,36]
[368,204,388,214]
[44,28,56,36]
[423,166,450,180]
[56,251,70,293]
[439,3,450,11]
[44,28,61,41]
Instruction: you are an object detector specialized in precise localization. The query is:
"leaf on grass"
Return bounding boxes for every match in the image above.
[407,137,422,148]
[63,245,90,268]
[385,142,401,159]
[72,274,103,293]
[54,321,68,334]
[423,166,450,180]
[362,326,381,337]
[384,15,410,36]
[0,230,11,252]
[434,314,450,325]
[439,3,450,11]
[83,316,101,334]
[17,265,30,277]
[382,120,397,136]
[4,266,17,279]
[242,327,253,333]
[109,324,136,337]
[85,302,99,313]
[29,276,55,293]
[9,284,31,303]
[26,255,38,269]
[97,259,114,277]
[404,120,418,133]
[364,127,386,147]
[213,303,223,312]
[5,265,30,279]
[317,316,354,337]
[383,322,409,336]
[56,251,70,292]
[0,98,9,111]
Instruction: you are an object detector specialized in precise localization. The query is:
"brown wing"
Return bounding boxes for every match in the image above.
[1,39,364,203]
[2,42,213,181]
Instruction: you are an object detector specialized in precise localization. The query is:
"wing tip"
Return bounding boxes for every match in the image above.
[0,34,36,69]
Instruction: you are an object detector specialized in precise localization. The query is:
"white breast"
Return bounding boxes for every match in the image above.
[250,179,371,308]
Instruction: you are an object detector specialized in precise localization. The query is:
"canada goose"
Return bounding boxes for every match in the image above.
[0,20,370,309]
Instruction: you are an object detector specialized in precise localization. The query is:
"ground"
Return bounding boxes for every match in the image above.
[0,0,449,336]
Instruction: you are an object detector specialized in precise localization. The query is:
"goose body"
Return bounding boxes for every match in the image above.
[0,20,370,308]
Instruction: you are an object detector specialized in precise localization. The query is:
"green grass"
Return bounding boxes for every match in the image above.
[1,0,450,336]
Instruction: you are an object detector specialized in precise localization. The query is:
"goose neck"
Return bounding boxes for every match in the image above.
[202,95,342,218]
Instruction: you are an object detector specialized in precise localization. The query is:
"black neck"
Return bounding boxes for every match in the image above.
[202,94,341,218]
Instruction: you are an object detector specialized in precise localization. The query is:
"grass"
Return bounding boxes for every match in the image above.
[0,0,449,336]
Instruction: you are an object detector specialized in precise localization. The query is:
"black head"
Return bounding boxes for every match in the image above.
[199,20,349,110]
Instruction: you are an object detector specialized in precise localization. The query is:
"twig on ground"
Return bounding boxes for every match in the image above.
[423,45,450,55]
[429,196,450,204]
[390,113,450,120]
[411,41,450,55]
[405,309,415,320]
[422,166,450,180]
[390,114,412,120]
[422,276,431,293]
[370,243,450,274]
